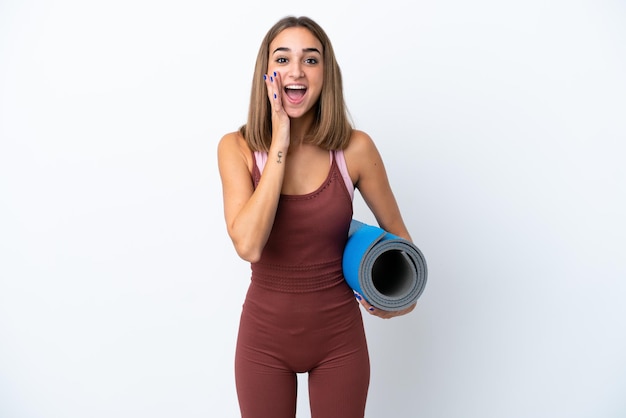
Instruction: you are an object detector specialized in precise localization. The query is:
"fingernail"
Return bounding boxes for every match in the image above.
[270,76,273,82]
[355,294,362,301]
[263,74,267,80]
[369,307,375,311]
[273,71,277,77]
[273,93,277,99]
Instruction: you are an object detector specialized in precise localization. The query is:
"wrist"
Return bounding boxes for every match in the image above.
[268,143,288,164]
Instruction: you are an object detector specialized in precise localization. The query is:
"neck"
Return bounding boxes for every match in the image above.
[289,110,315,147]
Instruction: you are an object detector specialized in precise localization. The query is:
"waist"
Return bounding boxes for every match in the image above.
[251,258,345,293]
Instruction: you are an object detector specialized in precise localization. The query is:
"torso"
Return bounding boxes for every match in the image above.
[250,146,354,292]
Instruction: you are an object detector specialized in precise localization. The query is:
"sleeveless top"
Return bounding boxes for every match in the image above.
[250,150,354,293]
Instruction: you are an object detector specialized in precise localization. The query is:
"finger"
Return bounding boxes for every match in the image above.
[264,71,282,112]
[353,291,370,308]
[353,291,414,319]
[263,73,275,104]
[360,299,413,319]
[272,71,283,111]
[353,291,380,315]
[375,304,415,319]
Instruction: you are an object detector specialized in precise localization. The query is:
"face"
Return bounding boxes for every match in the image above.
[267,27,324,119]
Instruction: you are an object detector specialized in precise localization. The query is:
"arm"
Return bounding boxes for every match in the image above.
[344,130,412,242]
[217,133,287,262]
[344,130,416,318]
[217,72,290,262]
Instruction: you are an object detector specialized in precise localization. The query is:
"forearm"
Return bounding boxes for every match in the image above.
[228,145,287,262]
[378,214,412,242]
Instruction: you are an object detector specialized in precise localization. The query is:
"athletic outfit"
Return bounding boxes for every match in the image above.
[234,150,370,418]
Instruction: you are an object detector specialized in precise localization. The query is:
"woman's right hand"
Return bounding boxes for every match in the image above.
[215,71,291,262]
[264,71,290,150]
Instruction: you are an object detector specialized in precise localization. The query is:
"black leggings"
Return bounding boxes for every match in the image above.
[235,281,370,418]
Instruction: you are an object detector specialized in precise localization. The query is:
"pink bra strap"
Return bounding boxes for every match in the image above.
[253,150,354,200]
[334,149,355,200]
[254,150,267,173]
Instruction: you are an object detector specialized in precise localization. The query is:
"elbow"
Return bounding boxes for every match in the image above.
[232,239,263,263]
[237,248,262,264]
[227,222,266,263]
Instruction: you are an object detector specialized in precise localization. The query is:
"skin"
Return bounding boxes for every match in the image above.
[217,27,415,318]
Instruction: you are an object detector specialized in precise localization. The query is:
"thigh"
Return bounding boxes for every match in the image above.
[235,331,298,418]
[235,285,299,418]
[308,326,370,418]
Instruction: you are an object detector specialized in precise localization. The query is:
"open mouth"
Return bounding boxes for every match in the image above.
[284,85,307,102]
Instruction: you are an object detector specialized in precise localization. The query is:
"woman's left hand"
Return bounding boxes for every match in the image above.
[354,292,416,319]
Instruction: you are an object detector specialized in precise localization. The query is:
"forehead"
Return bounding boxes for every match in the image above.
[270,27,323,53]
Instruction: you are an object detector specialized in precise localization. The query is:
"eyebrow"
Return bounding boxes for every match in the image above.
[272,47,321,55]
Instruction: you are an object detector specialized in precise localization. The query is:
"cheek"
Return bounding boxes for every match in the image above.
[311,73,324,93]
[266,65,281,78]
[311,69,324,84]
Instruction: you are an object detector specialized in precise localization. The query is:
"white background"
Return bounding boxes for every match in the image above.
[1,1,625,417]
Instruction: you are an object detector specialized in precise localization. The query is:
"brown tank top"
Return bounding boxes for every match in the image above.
[250,151,353,293]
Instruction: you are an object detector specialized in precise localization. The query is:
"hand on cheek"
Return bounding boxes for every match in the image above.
[264,70,290,147]
[264,71,282,111]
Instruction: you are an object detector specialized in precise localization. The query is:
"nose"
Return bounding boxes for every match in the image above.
[289,61,304,79]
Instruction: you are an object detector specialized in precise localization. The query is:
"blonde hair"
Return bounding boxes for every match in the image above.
[239,16,353,151]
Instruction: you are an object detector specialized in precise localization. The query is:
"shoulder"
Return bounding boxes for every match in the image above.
[344,129,383,165]
[217,131,254,173]
[344,129,380,156]
[218,131,247,153]
[342,129,384,184]
[345,129,373,147]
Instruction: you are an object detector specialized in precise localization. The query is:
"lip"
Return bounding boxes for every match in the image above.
[283,84,307,105]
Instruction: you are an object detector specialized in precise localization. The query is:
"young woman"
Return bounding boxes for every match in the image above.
[217,15,416,418]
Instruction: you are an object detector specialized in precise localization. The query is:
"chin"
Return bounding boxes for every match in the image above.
[285,105,314,120]
[285,109,306,119]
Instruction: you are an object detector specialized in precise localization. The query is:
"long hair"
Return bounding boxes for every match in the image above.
[239,16,353,151]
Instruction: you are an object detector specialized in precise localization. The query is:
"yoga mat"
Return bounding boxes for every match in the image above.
[343,220,428,311]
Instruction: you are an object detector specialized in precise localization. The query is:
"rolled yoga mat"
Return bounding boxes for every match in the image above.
[342,219,428,311]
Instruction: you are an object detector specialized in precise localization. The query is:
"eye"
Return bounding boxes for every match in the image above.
[276,57,288,64]
[305,57,319,65]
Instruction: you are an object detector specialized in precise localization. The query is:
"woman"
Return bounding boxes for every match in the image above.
[217,15,415,418]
